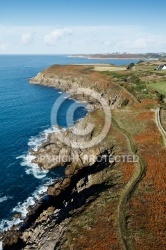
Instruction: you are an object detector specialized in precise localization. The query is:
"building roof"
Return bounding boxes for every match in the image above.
[156,65,166,70]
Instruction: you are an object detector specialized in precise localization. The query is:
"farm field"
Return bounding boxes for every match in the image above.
[148,82,166,95]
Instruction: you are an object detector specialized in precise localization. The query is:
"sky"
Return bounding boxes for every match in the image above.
[0,0,166,54]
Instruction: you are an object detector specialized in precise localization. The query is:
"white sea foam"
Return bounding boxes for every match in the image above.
[40,125,50,129]
[0,196,8,203]
[17,126,59,179]
[0,217,22,232]
[28,126,59,151]
[4,126,59,231]
[17,154,48,179]
[6,125,62,231]
[0,196,12,204]
[13,178,55,216]
[0,178,55,232]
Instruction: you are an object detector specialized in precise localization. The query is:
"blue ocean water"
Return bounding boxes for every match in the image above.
[0,55,139,231]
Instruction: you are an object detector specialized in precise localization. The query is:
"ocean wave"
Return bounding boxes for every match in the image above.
[17,154,48,179]
[28,126,59,151]
[0,125,60,232]
[17,126,60,179]
[0,196,12,204]
[0,217,22,233]
[40,125,50,129]
[0,178,55,232]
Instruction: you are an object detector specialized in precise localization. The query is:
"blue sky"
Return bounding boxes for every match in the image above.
[0,0,166,54]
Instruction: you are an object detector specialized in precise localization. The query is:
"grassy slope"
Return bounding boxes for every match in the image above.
[148,82,166,95]
[64,61,166,250]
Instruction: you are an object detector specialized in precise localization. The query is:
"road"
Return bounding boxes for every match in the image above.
[155,108,166,146]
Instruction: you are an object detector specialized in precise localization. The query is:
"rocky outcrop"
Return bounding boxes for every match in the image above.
[30,65,130,110]
[31,113,106,170]
[2,147,115,249]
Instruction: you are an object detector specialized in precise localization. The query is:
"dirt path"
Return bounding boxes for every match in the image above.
[113,119,145,250]
[155,108,166,146]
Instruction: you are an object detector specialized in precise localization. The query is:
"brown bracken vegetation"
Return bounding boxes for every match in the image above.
[52,64,166,250]
[19,63,165,250]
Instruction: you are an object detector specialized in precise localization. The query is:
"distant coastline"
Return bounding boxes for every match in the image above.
[68,53,165,60]
[68,55,144,60]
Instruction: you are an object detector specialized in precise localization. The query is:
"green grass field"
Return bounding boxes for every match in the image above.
[148,82,166,95]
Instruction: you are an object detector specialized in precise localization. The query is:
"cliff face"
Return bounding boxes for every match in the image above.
[30,65,134,108]
[1,65,136,249]
[3,148,118,250]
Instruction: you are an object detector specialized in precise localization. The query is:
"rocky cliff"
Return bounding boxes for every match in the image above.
[1,65,135,249]
[29,65,134,109]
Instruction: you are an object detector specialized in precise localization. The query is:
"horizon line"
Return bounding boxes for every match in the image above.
[0,52,165,56]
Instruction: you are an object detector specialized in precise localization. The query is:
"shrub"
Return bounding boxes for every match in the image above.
[137,60,144,64]
[127,63,135,70]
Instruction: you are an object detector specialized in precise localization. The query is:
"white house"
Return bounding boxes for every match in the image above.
[156,65,166,70]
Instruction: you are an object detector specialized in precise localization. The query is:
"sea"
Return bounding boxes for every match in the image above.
[0,55,139,232]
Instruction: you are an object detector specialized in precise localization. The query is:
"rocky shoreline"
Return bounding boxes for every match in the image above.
[29,65,124,110]
[2,147,114,249]
[1,65,133,249]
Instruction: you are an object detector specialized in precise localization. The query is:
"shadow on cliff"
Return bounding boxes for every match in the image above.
[23,149,115,229]
[3,150,117,250]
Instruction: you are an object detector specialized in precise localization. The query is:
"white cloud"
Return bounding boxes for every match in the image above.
[21,32,35,46]
[44,28,72,46]
[0,25,166,54]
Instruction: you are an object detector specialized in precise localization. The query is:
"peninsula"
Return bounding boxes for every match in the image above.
[1,61,166,250]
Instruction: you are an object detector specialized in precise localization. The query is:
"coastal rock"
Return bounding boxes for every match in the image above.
[2,231,21,248]
[29,65,130,110]
[1,65,135,249]
[2,146,115,249]
[35,207,55,223]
